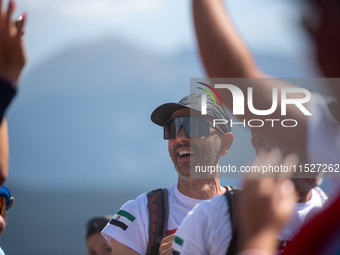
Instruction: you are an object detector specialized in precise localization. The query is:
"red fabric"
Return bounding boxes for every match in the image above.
[282,194,340,255]
[166,228,177,236]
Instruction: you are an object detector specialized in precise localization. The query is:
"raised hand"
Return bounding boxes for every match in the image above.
[237,149,298,253]
[0,0,27,85]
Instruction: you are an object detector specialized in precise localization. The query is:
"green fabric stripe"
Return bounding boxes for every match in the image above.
[117,210,136,222]
[174,236,184,246]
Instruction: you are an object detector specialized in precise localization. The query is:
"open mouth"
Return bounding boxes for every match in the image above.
[178,150,196,158]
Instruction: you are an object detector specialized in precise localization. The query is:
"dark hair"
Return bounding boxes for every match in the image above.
[85,216,112,238]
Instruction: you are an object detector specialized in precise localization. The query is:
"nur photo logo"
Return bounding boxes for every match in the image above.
[196,82,223,115]
[195,82,312,128]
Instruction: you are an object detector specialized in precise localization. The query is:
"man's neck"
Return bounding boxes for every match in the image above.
[177,177,226,200]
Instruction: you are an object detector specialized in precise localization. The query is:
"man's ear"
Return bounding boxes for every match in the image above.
[220,132,234,156]
[251,133,266,153]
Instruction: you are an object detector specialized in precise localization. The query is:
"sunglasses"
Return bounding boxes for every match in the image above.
[163,116,222,140]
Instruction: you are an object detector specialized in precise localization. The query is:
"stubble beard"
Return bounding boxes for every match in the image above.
[172,140,221,179]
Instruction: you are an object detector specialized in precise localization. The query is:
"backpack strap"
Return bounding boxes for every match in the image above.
[225,185,241,255]
[146,188,169,255]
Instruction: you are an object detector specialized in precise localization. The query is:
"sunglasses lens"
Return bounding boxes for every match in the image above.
[163,117,210,139]
[164,119,176,139]
[190,117,210,137]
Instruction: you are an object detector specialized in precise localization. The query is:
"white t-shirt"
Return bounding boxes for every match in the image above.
[279,187,330,241]
[101,183,204,255]
[173,194,232,255]
[173,187,329,255]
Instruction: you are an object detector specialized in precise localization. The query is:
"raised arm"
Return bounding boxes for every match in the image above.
[193,0,308,154]
[193,0,262,78]
[0,0,27,185]
[0,0,27,85]
[0,0,27,122]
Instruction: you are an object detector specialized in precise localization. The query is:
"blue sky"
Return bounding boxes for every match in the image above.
[11,0,312,71]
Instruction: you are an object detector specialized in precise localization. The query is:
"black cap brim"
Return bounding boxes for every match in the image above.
[151,103,189,127]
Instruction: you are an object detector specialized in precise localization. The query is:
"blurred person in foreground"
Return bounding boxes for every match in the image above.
[194,0,340,254]
[0,0,27,251]
[238,156,340,255]
[101,94,234,255]
[86,216,112,255]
